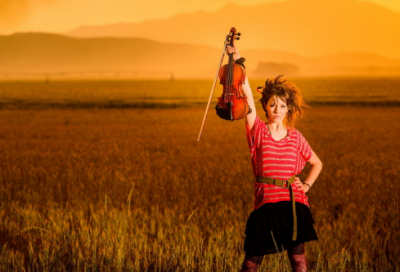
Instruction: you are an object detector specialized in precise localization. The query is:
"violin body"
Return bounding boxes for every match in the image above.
[216,63,251,120]
[215,27,252,121]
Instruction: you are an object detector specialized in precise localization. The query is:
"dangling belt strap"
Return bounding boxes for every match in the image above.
[256,175,297,241]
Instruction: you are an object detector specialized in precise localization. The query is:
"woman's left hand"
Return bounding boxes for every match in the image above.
[294,177,310,193]
[226,44,241,61]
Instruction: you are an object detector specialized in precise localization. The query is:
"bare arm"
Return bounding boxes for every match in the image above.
[294,151,323,193]
[242,76,257,134]
[226,45,257,135]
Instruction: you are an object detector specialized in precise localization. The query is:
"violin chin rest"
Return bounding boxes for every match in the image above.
[215,104,233,121]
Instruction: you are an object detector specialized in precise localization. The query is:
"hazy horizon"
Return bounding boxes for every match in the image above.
[1,0,400,78]
[1,0,399,34]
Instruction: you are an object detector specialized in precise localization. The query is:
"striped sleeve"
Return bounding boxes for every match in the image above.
[245,116,264,176]
[245,115,263,151]
[298,131,312,162]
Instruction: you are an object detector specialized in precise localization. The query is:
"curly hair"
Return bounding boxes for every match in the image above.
[257,75,308,128]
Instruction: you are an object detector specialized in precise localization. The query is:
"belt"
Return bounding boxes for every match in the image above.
[256,175,297,241]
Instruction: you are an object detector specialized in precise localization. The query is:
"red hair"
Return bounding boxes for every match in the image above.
[258,75,308,127]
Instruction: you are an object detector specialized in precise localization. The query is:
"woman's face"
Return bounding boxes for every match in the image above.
[264,95,289,123]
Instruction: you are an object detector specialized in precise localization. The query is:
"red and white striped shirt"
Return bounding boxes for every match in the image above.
[246,116,313,210]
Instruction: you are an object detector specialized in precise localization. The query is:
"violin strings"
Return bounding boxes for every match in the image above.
[229,34,235,104]
[228,47,233,104]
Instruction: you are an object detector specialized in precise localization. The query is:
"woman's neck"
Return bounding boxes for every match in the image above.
[267,121,286,132]
[267,121,288,141]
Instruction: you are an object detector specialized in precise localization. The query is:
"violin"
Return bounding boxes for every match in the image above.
[215,27,252,121]
[198,27,252,141]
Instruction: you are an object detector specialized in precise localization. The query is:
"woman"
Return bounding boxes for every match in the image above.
[226,45,323,272]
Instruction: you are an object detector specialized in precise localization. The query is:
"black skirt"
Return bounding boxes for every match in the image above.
[244,201,318,256]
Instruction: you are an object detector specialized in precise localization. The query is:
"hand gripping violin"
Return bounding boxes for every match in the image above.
[198,27,252,141]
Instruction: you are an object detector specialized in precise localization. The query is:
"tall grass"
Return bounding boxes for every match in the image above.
[0,103,399,270]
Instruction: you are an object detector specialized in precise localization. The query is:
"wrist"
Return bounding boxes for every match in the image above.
[302,182,311,192]
[234,57,245,66]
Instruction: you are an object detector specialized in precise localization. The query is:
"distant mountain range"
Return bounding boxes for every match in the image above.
[1,32,400,78]
[65,0,400,60]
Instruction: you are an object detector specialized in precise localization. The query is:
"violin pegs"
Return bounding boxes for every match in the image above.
[237,33,241,36]
[235,37,240,40]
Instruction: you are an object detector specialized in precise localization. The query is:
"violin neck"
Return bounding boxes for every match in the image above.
[227,53,234,85]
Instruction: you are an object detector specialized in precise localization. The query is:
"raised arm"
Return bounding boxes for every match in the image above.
[242,76,257,134]
[226,45,257,135]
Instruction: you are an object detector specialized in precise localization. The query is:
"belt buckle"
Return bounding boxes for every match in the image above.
[283,180,289,189]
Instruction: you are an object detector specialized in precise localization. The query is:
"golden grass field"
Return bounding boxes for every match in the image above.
[1,78,400,109]
[0,79,399,271]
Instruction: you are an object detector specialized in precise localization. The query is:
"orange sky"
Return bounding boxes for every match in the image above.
[1,0,399,34]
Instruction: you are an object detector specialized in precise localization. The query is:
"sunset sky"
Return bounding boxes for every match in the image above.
[1,0,399,34]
